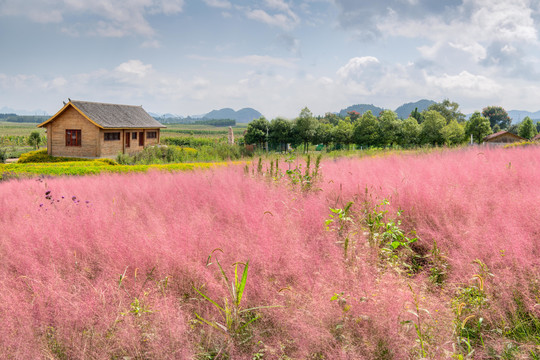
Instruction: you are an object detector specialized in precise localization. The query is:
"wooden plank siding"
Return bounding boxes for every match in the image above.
[48,107,100,157]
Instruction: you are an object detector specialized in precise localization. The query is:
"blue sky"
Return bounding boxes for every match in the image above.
[2,0,540,118]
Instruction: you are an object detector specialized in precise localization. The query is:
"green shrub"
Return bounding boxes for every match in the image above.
[163,137,217,147]
[0,148,6,163]
[17,149,88,163]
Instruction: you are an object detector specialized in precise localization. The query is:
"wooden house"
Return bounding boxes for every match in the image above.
[482,131,525,146]
[38,100,165,158]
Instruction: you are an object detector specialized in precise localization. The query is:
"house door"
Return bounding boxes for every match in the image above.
[125,132,130,147]
[139,132,144,146]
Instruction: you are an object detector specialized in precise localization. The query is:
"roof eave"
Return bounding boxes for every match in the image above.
[37,102,104,129]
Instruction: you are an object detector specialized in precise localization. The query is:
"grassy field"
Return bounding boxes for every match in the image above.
[0,159,245,180]
[0,147,539,359]
[0,121,44,136]
[160,123,247,138]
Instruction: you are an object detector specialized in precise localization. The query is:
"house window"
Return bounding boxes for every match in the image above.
[147,131,157,139]
[132,132,137,140]
[66,129,81,146]
[104,132,121,141]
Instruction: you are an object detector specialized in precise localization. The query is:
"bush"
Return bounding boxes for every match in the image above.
[116,144,248,165]
[162,136,216,147]
[0,148,6,163]
[17,149,89,163]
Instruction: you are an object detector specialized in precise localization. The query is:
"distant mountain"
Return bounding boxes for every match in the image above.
[394,99,435,119]
[0,106,49,116]
[338,104,384,117]
[204,108,262,123]
[507,110,540,123]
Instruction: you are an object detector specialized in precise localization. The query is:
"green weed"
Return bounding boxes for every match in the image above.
[193,249,280,341]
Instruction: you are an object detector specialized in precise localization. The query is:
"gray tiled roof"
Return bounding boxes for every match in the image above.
[71,100,165,129]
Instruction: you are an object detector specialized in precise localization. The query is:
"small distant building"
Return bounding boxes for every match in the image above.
[533,133,540,142]
[483,131,525,146]
[38,100,165,158]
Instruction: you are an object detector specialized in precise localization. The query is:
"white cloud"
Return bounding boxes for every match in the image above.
[0,0,184,37]
[425,70,502,95]
[337,57,381,81]
[115,60,153,77]
[203,0,232,9]
[244,0,300,30]
[246,9,291,30]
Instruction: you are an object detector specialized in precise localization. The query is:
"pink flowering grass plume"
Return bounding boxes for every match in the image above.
[0,146,539,358]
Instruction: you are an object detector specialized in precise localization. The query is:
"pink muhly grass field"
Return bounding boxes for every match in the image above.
[0,146,539,359]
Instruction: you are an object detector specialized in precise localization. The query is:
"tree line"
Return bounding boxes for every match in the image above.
[244,99,540,151]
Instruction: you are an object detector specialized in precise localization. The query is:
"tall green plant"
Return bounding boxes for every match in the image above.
[193,249,280,339]
[325,201,356,259]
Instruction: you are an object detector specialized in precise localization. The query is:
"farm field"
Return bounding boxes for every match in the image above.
[0,147,539,359]
[155,123,247,138]
[0,121,44,136]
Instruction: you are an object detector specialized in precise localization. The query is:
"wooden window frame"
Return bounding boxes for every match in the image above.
[147,131,157,139]
[104,132,121,141]
[65,129,81,147]
[132,132,137,140]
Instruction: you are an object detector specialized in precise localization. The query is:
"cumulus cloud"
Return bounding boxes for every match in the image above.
[0,0,185,37]
[336,0,540,82]
[336,56,383,88]
[115,60,153,78]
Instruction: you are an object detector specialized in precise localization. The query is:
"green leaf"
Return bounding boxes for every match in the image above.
[236,261,249,307]
[391,241,401,249]
[193,286,225,313]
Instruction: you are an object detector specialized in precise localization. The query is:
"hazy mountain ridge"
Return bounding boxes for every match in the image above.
[338,104,384,117]
[507,110,540,123]
[4,101,540,123]
[204,107,262,122]
[338,99,435,119]
[394,100,436,119]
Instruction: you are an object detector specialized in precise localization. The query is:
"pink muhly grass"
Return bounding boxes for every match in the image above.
[1,146,539,358]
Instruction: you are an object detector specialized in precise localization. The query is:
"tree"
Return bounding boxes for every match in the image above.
[482,106,511,130]
[347,111,361,123]
[400,117,420,147]
[28,131,42,149]
[295,107,318,152]
[378,110,401,147]
[518,116,537,139]
[427,99,466,123]
[420,110,446,145]
[465,112,492,143]
[332,120,354,150]
[353,110,379,147]
[244,117,270,147]
[313,122,333,149]
[268,117,292,152]
[324,112,341,126]
[410,107,424,123]
[441,120,465,146]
